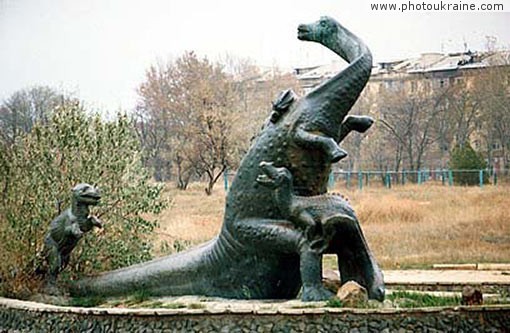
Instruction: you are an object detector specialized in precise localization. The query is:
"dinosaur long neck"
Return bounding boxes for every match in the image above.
[305,21,372,140]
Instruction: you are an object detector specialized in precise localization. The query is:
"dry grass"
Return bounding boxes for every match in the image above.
[349,184,510,268]
[155,183,225,247]
[156,182,510,269]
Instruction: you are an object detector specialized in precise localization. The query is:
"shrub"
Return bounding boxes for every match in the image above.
[449,143,488,186]
[0,101,166,297]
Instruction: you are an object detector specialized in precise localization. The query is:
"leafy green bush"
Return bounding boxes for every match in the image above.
[0,101,166,297]
[449,143,488,186]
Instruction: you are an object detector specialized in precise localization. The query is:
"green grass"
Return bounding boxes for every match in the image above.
[326,291,462,309]
[387,291,460,308]
[325,297,343,308]
[130,289,151,303]
[69,295,106,307]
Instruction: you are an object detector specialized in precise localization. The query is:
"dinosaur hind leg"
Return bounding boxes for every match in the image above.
[326,216,385,301]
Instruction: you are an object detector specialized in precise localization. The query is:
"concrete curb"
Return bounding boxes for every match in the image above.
[1,296,510,316]
[432,263,510,270]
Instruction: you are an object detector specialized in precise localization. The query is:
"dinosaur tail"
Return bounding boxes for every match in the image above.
[70,235,235,298]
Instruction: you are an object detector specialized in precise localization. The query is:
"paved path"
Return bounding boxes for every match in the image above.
[384,269,510,284]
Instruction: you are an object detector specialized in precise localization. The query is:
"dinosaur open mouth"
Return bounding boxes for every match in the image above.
[259,161,279,180]
[81,193,101,203]
[83,194,100,199]
[256,161,280,187]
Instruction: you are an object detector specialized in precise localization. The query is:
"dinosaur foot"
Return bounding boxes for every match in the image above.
[368,283,385,301]
[302,284,335,302]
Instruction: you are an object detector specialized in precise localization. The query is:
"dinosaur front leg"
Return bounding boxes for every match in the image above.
[89,215,103,228]
[294,210,319,241]
[67,222,83,238]
[337,115,374,143]
[294,128,347,163]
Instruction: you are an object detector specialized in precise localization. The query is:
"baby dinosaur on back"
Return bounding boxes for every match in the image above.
[257,161,355,252]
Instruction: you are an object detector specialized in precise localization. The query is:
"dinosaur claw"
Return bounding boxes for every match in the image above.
[330,147,348,163]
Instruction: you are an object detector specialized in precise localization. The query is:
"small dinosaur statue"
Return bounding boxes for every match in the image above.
[41,183,102,293]
[71,16,384,302]
[256,161,354,246]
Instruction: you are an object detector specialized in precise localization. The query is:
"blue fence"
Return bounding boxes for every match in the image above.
[328,169,503,190]
[223,169,507,191]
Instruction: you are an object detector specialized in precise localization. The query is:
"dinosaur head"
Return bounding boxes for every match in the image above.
[298,16,338,45]
[256,161,292,189]
[72,183,101,206]
[269,89,297,124]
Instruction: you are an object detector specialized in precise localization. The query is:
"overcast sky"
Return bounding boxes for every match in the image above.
[0,0,509,112]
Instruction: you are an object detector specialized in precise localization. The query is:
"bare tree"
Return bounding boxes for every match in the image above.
[442,82,481,148]
[136,52,302,192]
[341,90,377,171]
[135,62,175,181]
[137,52,240,193]
[476,61,510,173]
[378,85,445,174]
[0,86,65,145]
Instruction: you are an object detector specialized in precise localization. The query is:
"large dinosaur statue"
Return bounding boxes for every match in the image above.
[71,16,384,302]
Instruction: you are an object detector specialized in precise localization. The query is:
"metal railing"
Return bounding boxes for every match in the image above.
[328,169,505,190]
[222,168,508,191]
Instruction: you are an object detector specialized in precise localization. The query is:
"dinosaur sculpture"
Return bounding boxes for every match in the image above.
[256,161,354,248]
[40,183,102,292]
[70,16,384,302]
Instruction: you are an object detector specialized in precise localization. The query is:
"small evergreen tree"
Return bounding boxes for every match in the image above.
[449,143,488,186]
[0,100,166,297]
